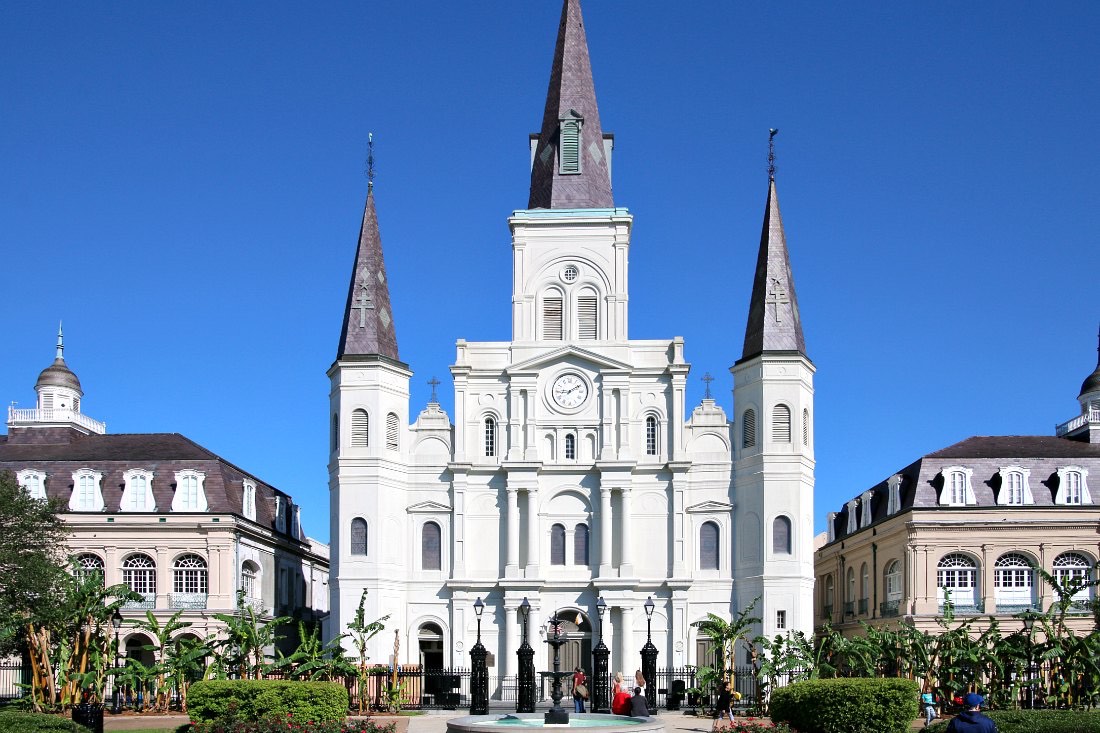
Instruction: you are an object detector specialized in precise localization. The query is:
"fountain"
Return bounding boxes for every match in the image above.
[447,610,663,733]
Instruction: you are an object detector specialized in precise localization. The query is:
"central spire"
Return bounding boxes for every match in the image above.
[528,0,614,210]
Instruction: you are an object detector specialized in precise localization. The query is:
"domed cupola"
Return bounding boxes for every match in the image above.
[7,326,105,437]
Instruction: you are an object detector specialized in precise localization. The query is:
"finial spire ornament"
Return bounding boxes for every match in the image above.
[366,132,375,193]
[56,322,65,360]
[428,376,440,403]
[702,372,714,400]
[768,128,778,181]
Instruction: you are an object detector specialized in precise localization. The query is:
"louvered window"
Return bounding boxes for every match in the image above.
[802,409,809,445]
[773,516,792,554]
[564,434,576,460]
[645,416,658,456]
[573,523,589,565]
[386,413,399,451]
[73,397,79,412]
[422,522,441,570]
[772,404,791,443]
[742,409,756,448]
[484,418,496,457]
[351,518,367,555]
[331,413,339,452]
[550,524,566,565]
[577,296,597,340]
[559,119,581,174]
[543,297,563,340]
[700,521,719,570]
[352,409,369,447]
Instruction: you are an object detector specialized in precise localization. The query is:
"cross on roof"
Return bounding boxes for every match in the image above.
[428,376,440,403]
[702,372,714,399]
[766,278,789,323]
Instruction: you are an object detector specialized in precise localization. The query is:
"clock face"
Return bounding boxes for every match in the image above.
[552,373,588,409]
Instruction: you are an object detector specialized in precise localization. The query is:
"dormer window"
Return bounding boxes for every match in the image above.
[997,466,1033,506]
[172,470,208,512]
[860,490,873,527]
[70,469,104,512]
[846,499,858,534]
[886,474,902,515]
[275,496,287,532]
[826,511,837,543]
[939,466,975,506]
[122,469,156,512]
[558,111,583,174]
[242,480,257,521]
[1056,467,1091,505]
[17,469,47,500]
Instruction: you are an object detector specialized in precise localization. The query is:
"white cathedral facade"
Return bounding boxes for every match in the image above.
[328,0,815,682]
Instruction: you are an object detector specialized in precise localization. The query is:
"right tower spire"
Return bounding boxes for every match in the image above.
[740,132,807,363]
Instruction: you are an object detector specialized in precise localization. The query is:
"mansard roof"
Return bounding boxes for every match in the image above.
[527,0,614,209]
[0,430,298,537]
[336,190,400,362]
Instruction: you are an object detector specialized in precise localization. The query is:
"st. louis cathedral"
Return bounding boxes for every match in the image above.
[328,0,815,684]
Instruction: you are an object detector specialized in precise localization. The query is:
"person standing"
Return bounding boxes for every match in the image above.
[946,693,998,733]
[572,666,587,713]
[713,681,733,730]
[921,688,937,727]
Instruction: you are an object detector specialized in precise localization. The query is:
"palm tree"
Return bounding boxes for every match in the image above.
[690,597,760,685]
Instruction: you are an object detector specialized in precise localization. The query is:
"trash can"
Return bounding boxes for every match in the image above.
[666,679,686,711]
[73,702,105,733]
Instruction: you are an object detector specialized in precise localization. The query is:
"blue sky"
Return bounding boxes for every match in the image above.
[2,1,1098,544]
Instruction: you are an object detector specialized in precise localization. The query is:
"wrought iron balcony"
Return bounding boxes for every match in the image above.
[880,600,901,617]
[169,593,208,610]
[940,600,984,615]
[123,593,155,610]
[844,601,855,616]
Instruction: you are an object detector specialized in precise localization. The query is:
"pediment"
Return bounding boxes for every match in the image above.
[406,500,452,514]
[685,500,734,513]
[507,346,632,374]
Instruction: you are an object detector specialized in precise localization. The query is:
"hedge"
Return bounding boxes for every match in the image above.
[769,677,919,733]
[0,710,92,732]
[927,709,1100,733]
[188,680,349,724]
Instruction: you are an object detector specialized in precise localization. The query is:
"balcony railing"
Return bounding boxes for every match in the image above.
[940,599,984,615]
[1056,408,1100,437]
[169,593,208,610]
[7,406,106,434]
[880,600,901,617]
[243,596,267,615]
[858,599,868,615]
[844,601,855,616]
[123,593,155,610]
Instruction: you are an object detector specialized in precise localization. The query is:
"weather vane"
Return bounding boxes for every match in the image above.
[768,128,778,180]
[702,372,714,400]
[366,132,376,193]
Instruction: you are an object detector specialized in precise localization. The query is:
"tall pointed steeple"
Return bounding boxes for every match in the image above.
[740,163,807,362]
[528,0,614,209]
[336,172,400,361]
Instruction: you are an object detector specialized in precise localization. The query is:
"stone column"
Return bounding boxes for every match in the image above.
[505,603,519,679]
[526,488,540,578]
[616,388,631,460]
[506,487,521,578]
[620,488,634,576]
[600,385,613,459]
[508,386,523,460]
[620,606,636,676]
[599,487,613,576]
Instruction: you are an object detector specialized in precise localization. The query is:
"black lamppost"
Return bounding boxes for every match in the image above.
[1022,612,1036,710]
[110,609,123,714]
[517,597,535,713]
[470,597,489,715]
[592,597,609,713]
[640,596,658,711]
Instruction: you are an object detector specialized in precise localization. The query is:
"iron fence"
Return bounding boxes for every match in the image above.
[1,661,27,699]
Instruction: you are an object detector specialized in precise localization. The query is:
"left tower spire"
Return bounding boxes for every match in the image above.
[336,135,400,361]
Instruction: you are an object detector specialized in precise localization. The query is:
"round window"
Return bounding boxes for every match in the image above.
[562,265,579,282]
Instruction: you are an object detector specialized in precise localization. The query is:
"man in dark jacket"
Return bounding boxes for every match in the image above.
[629,686,650,717]
[946,693,998,733]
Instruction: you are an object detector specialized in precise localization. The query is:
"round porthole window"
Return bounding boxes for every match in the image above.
[562,265,579,282]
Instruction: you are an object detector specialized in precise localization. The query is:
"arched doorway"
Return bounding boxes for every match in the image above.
[418,622,444,669]
[555,610,592,675]
[124,633,156,669]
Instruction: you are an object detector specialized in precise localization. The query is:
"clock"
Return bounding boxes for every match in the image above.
[552,373,588,409]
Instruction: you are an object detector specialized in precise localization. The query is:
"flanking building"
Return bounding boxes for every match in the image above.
[814,335,1100,634]
[328,0,817,684]
[2,329,329,663]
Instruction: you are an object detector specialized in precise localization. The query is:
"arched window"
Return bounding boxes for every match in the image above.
[122,554,156,598]
[484,418,496,457]
[573,523,589,565]
[172,470,207,512]
[241,561,259,600]
[802,408,810,445]
[331,413,339,452]
[564,433,576,460]
[75,554,104,585]
[1065,471,1083,504]
[173,554,208,595]
[860,562,870,609]
[17,470,47,500]
[351,518,368,556]
[824,574,835,612]
[884,560,902,601]
[1005,471,1024,505]
[846,567,856,605]
[352,409,369,447]
[577,292,598,340]
[123,469,153,512]
[1054,552,1093,605]
[772,404,791,443]
[742,409,756,448]
[386,413,399,451]
[937,553,977,608]
[645,416,658,456]
[772,516,792,555]
[700,521,719,570]
[950,471,967,504]
[543,293,564,340]
[422,522,442,570]
[994,553,1035,610]
[72,470,101,511]
[550,524,566,566]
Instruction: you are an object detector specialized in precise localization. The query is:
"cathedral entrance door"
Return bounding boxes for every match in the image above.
[418,623,444,669]
[555,611,592,677]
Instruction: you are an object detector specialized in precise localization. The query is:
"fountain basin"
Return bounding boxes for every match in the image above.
[448,714,661,733]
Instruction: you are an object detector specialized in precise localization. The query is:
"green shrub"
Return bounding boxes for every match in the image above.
[191,717,397,733]
[0,710,92,732]
[769,677,919,733]
[926,709,1100,733]
[188,680,349,724]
